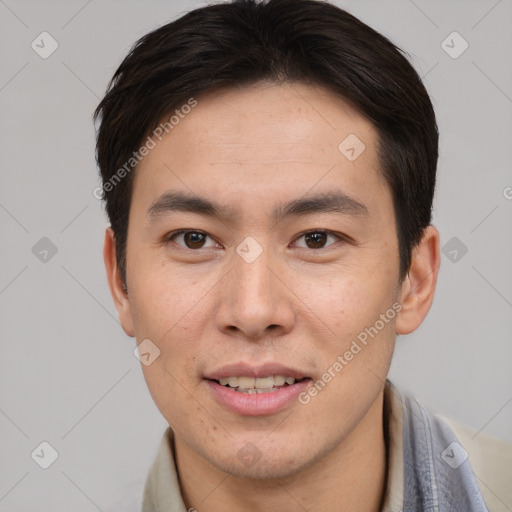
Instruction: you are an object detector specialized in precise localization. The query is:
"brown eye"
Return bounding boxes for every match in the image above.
[305,232,327,248]
[183,232,206,249]
[294,230,340,249]
[167,230,217,250]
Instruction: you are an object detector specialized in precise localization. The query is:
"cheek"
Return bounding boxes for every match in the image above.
[129,284,203,410]
[309,271,391,328]
[306,270,398,379]
[140,362,199,438]
[129,261,199,336]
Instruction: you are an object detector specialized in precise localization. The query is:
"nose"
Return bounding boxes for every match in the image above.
[215,241,295,341]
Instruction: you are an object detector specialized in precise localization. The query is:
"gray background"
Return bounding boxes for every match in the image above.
[1,0,511,510]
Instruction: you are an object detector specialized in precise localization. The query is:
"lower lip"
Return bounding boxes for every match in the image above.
[205,379,311,416]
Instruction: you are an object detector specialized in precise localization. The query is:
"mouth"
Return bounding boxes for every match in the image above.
[204,368,312,415]
[208,375,309,394]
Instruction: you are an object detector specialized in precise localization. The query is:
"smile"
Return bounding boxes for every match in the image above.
[205,376,311,415]
[213,375,305,394]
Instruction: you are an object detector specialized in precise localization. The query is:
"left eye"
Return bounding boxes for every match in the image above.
[293,230,341,249]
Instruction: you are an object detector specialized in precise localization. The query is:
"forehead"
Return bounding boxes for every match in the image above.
[178,81,373,158]
[132,81,388,219]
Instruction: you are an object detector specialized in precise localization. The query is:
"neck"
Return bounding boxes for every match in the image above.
[175,390,387,512]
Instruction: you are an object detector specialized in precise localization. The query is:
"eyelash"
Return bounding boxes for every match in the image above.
[164,229,346,251]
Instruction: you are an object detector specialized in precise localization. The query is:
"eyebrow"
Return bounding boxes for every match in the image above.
[146,190,368,224]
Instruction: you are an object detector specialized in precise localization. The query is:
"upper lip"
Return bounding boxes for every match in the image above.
[204,362,310,380]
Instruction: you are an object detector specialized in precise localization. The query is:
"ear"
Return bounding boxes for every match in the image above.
[395,225,440,335]
[103,227,135,337]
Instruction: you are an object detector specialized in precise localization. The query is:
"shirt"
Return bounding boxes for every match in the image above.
[105,379,512,511]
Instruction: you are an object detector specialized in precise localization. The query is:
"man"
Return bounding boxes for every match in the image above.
[94,0,512,510]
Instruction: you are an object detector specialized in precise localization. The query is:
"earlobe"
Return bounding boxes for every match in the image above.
[103,227,135,337]
[395,225,441,335]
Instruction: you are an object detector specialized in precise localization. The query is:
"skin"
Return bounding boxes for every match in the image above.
[104,81,440,512]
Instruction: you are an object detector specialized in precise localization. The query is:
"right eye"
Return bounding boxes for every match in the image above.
[165,230,220,250]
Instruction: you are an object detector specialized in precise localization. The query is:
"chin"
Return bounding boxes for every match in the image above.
[223,456,310,481]
[204,439,321,481]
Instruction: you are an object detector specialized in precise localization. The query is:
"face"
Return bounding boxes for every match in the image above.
[111,82,406,479]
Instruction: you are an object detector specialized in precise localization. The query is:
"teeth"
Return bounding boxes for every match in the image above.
[255,377,274,388]
[216,375,297,390]
[238,376,255,389]
[238,387,280,394]
[273,376,286,386]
